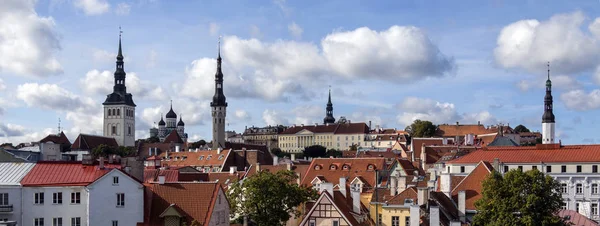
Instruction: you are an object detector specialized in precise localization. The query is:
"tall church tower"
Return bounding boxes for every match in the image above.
[211,38,227,149]
[323,88,336,124]
[102,31,136,147]
[542,62,556,144]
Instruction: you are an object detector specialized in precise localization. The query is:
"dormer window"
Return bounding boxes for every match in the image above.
[315,165,321,170]
[207,155,212,160]
[218,155,224,160]
[367,164,375,171]
[330,165,337,170]
[199,156,204,160]
[342,164,350,170]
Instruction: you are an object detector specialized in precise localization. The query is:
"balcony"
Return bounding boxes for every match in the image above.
[0,205,13,213]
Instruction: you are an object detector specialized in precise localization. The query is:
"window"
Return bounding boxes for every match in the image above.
[576,184,583,194]
[594,165,599,173]
[518,166,523,171]
[561,183,568,194]
[593,203,599,216]
[113,176,119,185]
[128,126,131,135]
[532,165,537,170]
[378,214,382,225]
[35,218,44,226]
[561,165,567,173]
[53,192,62,204]
[309,220,315,226]
[108,109,112,116]
[0,193,7,205]
[460,166,465,173]
[70,192,80,204]
[547,165,552,173]
[504,165,509,173]
[594,184,599,194]
[116,193,125,207]
[53,218,62,226]
[35,192,44,204]
[207,155,212,160]
[112,126,116,135]
[405,216,411,226]
[332,220,339,226]
[391,216,400,226]
[112,221,118,226]
[576,202,580,212]
[561,202,567,210]
[199,156,204,160]
[330,165,337,170]
[117,109,120,116]
[577,165,582,173]
[70,217,80,226]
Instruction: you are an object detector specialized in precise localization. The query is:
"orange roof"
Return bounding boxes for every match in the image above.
[411,138,444,160]
[159,149,231,168]
[163,130,184,144]
[21,161,122,186]
[451,161,493,210]
[301,158,386,190]
[244,164,310,182]
[144,182,222,226]
[386,187,418,205]
[448,144,600,164]
[437,124,494,137]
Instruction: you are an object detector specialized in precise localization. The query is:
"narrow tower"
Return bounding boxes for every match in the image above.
[323,88,336,124]
[542,62,556,144]
[103,29,136,147]
[211,37,227,149]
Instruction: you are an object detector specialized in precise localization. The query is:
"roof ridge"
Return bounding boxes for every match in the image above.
[451,161,491,193]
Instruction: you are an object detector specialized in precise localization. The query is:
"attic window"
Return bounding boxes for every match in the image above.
[404,199,414,205]
[182,156,187,160]
[218,155,224,160]
[367,164,375,171]
[207,155,212,160]
[329,165,337,170]
[342,165,350,170]
[315,165,321,170]
[199,156,204,160]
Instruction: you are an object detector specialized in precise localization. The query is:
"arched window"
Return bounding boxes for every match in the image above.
[329,164,337,170]
[342,164,350,170]
[108,109,112,116]
[314,165,321,170]
[117,109,120,116]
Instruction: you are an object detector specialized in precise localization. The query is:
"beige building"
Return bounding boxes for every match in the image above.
[278,123,369,153]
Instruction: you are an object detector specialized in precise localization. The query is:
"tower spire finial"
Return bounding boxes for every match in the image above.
[58,117,61,135]
[547,61,550,80]
[218,36,222,59]
[118,26,123,59]
[170,100,172,109]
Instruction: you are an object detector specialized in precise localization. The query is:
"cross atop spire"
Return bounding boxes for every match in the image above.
[117,26,123,60]
[547,61,550,80]
[218,35,222,60]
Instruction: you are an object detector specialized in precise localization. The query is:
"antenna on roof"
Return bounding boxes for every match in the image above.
[57,117,61,135]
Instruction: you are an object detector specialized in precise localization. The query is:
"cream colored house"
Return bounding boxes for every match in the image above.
[278,123,369,153]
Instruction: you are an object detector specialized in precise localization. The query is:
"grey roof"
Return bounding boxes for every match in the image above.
[0,162,36,185]
[488,136,519,147]
[0,149,26,162]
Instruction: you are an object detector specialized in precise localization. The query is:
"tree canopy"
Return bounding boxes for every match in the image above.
[188,139,207,149]
[228,170,318,226]
[404,119,437,137]
[514,124,531,133]
[326,149,342,158]
[91,145,135,158]
[303,145,327,158]
[473,169,568,226]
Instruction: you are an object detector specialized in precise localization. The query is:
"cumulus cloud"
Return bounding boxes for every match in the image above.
[209,23,220,36]
[115,2,130,15]
[262,109,289,126]
[517,75,581,91]
[80,69,166,101]
[396,97,498,127]
[0,79,5,91]
[0,125,54,144]
[288,22,303,39]
[0,123,26,137]
[560,89,600,111]
[234,110,251,121]
[74,0,110,15]
[17,83,96,113]
[0,0,62,77]
[495,11,600,74]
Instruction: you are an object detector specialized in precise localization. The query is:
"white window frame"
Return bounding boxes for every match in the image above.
[0,193,7,205]
[53,192,62,204]
[35,218,44,226]
[53,217,62,226]
[113,176,119,185]
[116,193,125,207]
[576,184,583,194]
[71,217,81,226]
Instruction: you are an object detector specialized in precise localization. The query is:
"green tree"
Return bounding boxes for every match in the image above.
[303,145,327,158]
[473,169,569,226]
[514,124,531,133]
[189,139,207,149]
[349,144,358,151]
[91,145,135,158]
[271,148,284,157]
[404,119,437,137]
[326,149,342,158]
[228,170,318,226]
[147,136,160,143]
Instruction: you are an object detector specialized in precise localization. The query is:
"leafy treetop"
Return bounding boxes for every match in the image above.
[405,119,437,138]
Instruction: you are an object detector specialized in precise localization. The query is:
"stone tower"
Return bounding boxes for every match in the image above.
[102,32,136,147]
[323,88,336,124]
[211,39,227,149]
[542,62,556,144]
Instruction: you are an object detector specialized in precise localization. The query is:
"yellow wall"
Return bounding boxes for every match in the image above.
[369,203,411,226]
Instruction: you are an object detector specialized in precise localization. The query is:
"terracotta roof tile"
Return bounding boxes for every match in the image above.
[448,144,600,164]
[159,149,231,169]
[411,138,444,160]
[71,134,118,150]
[21,161,122,186]
[451,161,493,210]
[163,130,184,144]
[558,210,598,226]
[301,158,386,190]
[386,187,418,205]
[436,124,495,137]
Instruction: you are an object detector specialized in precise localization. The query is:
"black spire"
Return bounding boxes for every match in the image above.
[178,116,185,126]
[211,37,227,107]
[323,87,336,124]
[542,62,555,123]
[158,114,165,126]
[166,100,177,119]
[103,27,136,107]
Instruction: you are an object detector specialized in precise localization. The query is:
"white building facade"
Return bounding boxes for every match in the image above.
[0,163,35,226]
[87,170,144,226]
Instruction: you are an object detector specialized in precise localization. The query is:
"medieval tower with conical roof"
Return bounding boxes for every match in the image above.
[542,62,556,144]
[211,39,227,149]
[323,88,336,125]
[102,31,136,147]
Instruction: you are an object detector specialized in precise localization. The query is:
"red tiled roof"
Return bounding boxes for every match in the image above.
[436,124,495,137]
[386,187,418,205]
[411,138,444,160]
[448,144,600,164]
[451,161,493,210]
[301,158,386,190]
[39,132,71,145]
[143,169,179,183]
[558,210,598,226]
[159,149,231,169]
[71,134,118,150]
[357,150,399,159]
[144,182,221,226]
[21,161,122,186]
[163,130,184,144]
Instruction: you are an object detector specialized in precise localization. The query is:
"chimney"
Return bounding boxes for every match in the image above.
[158,175,165,184]
[229,166,237,174]
[477,121,480,126]
[321,182,334,196]
[390,176,397,196]
[273,156,279,166]
[351,185,361,214]
[339,177,347,197]
[410,205,420,226]
[440,174,451,197]
[291,153,296,161]
[458,190,466,222]
[108,155,114,163]
[217,147,222,154]
[175,145,180,152]
[493,158,500,171]
[99,157,105,169]
[286,163,292,171]
[418,187,428,206]
[456,121,459,126]
[397,175,407,192]
[430,206,440,226]
[255,163,260,173]
[369,121,372,130]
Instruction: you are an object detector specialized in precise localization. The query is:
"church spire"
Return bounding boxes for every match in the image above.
[113,27,126,94]
[543,62,555,123]
[211,36,227,107]
[323,86,336,124]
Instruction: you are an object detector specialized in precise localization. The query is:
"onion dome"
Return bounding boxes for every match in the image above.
[177,117,185,126]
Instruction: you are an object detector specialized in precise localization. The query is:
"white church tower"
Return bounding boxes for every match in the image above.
[542,62,556,144]
[102,31,136,147]
[211,38,227,149]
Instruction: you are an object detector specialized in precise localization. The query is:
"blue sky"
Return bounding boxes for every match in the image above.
[2,0,600,144]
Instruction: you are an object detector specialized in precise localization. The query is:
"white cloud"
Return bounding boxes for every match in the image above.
[140,100,210,128]
[0,0,62,77]
[322,26,455,80]
[288,22,303,39]
[209,23,220,36]
[495,11,600,74]
[16,83,96,113]
[593,66,600,85]
[0,123,26,137]
[234,110,251,121]
[0,125,54,144]
[146,49,158,68]
[115,2,131,15]
[74,0,110,15]
[517,75,581,91]
[262,109,288,126]
[560,89,600,111]
[80,69,166,101]
[396,97,498,127]
[0,79,5,91]
[590,18,600,39]
[250,25,262,39]
[290,105,322,125]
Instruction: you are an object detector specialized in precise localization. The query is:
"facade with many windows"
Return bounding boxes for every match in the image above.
[0,163,36,226]
[278,123,369,153]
